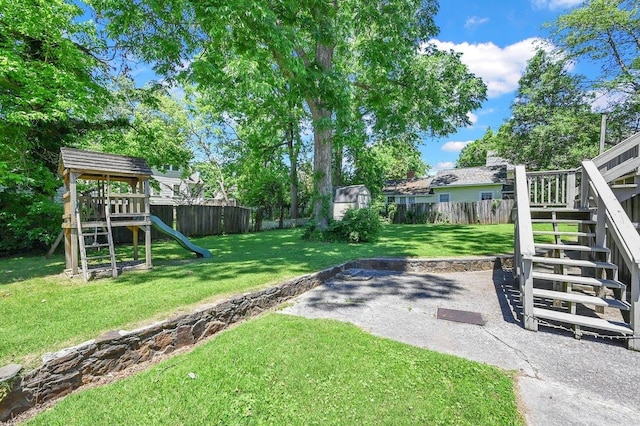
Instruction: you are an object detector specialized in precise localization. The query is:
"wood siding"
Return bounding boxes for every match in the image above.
[390,199,515,225]
[112,205,250,243]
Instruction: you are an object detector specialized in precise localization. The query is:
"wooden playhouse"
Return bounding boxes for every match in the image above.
[59,147,153,281]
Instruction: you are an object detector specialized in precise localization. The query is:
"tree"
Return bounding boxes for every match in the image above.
[456,129,497,168]
[91,0,486,228]
[0,0,119,253]
[548,0,640,141]
[493,49,600,170]
[1,0,115,193]
[338,137,428,198]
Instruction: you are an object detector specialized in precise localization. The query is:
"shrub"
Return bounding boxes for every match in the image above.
[302,207,383,243]
[0,190,63,255]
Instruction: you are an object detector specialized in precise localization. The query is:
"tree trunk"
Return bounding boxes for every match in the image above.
[309,102,333,229]
[308,42,335,229]
[287,121,299,220]
[254,207,264,232]
[279,201,285,229]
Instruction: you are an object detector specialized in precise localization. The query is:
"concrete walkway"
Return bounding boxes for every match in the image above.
[280,268,640,426]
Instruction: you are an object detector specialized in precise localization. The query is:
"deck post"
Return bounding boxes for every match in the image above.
[566,172,576,208]
[628,265,640,351]
[522,257,538,331]
[69,172,79,275]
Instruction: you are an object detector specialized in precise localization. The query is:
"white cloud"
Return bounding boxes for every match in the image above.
[435,161,455,171]
[430,38,552,98]
[464,16,489,29]
[442,141,472,152]
[467,112,478,125]
[532,0,582,10]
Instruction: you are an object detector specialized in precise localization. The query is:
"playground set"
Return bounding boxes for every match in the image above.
[58,147,210,282]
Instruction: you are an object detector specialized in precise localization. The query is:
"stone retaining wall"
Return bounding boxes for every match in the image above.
[0,256,510,422]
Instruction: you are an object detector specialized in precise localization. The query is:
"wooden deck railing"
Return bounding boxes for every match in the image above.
[514,165,538,331]
[581,160,640,350]
[592,131,640,183]
[526,169,579,208]
[77,194,150,223]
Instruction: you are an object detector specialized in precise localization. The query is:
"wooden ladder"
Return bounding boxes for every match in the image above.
[76,207,117,282]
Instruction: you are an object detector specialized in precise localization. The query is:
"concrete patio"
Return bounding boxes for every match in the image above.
[281,266,640,425]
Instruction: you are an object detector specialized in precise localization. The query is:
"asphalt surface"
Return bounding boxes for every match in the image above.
[280,267,640,426]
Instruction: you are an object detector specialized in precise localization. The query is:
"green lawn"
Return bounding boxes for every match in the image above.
[0,224,515,367]
[26,314,524,426]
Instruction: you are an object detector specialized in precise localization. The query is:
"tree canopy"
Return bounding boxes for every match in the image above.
[91,0,487,226]
[548,0,640,140]
[460,49,600,171]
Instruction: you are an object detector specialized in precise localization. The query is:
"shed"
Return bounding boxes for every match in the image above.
[333,185,371,220]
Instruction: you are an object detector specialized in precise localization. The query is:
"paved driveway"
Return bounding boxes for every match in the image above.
[281,268,640,426]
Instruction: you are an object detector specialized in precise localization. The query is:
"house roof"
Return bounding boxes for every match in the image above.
[383,166,507,195]
[59,147,152,179]
[430,166,507,188]
[383,177,433,195]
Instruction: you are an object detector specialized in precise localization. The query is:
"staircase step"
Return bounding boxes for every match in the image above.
[534,243,610,253]
[532,230,595,237]
[531,219,596,224]
[532,288,630,310]
[533,308,632,335]
[529,208,590,213]
[610,183,637,189]
[530,256,617,270]
[532,271,625,289]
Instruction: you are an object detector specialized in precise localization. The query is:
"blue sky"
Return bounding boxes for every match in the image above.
[424,0,586,173]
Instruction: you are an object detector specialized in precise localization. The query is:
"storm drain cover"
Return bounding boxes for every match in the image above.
[437,308,486,326]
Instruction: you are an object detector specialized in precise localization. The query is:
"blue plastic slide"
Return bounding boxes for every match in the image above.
[150,215,212,258]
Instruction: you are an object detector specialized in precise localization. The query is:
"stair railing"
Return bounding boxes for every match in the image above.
[525,169,579,208]
[581,160,640,349]
[514,165,538,331]
[592,131,640,183]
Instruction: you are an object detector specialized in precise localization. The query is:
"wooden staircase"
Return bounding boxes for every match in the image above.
[527,207,632,338]
[76,208,117,282]
[514,147,640,349]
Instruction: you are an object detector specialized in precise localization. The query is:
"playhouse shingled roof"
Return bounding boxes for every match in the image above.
[59,147,152,178]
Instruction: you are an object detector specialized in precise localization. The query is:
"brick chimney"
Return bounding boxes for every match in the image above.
[406,170,416,179]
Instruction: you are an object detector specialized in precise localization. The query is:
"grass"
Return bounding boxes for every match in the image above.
[0,224,516,367]
[25,314,524,426]
[0,224,515,367]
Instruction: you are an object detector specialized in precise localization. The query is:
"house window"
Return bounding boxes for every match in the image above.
[480,191,493,201]
[398,196,406,204]
[408,196,415,204]
[172,184,181,197]
[387,196,396,204]
[438,193,450,203]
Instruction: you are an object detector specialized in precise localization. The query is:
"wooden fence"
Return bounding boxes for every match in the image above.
[112,205,250,243]
[390,199,515,225]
